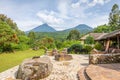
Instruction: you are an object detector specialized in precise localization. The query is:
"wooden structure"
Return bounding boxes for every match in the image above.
[96,29,120,52]
[80,33,107,44]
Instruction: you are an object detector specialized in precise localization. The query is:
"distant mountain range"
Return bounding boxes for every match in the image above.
[27,23,93,40]
[28,23,93,33]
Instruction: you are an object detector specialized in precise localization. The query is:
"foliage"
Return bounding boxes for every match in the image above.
[0,14,23,35]
[94,24,110,33]
[33,37,56,49]
[19,35,30,44]
[85,36,94,44]
[68,44,83,54]
[84,45,93,53]
[93,4,120,33]
[0,22,19,52]
[55,40,63,49]
[28,31,36,46]
[67,30,80,40]
[109,4,120,31]
[0,14,30,52]
[94,42,103,51]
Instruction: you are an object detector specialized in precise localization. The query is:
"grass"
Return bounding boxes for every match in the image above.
[0,49,44,72]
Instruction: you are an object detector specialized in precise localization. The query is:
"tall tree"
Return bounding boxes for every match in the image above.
[0,21,18,52]
[67,30,80,40]
[109,4,120,31]
[28,31,36,46]
[0,14,24,35]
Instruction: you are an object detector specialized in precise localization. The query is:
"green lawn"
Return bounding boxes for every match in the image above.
[0,49,44,72]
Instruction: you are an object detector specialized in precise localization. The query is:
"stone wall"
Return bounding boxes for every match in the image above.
[89,53,120,64]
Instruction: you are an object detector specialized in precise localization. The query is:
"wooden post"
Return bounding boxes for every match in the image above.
[117,35,120,49]
[105,39,110,52]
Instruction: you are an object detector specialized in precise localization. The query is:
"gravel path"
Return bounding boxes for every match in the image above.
[0,54,89,80]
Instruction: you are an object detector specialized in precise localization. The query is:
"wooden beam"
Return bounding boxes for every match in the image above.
[105,39,110,52]
[117,35,120,49]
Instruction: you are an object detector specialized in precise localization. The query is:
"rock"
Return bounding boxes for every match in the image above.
[32,56,40,59]
[32,47,39,51]
[5,77,21,80]
[47,49,58,56]
[89,53,120,64]
[90,49,106,54]
[51,48,58,56]
[61,48,68,54]
[16,57,53,80]
[55,54,73,61]
[5,77,14,80]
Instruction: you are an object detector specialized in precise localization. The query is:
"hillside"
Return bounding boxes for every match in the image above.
[63,24,93,33]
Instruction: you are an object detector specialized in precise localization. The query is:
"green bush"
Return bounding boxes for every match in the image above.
[55,41,63,49]
[68,44,83,54]
[62,40,81,48]
[84,45,93,53]
[94,42,103,50]
[85,36,94,44]
[12,43,29,51]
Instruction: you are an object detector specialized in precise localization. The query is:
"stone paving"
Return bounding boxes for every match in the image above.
[41,54,89,80]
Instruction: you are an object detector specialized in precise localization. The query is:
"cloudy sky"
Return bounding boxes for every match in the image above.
[0,0,120,31]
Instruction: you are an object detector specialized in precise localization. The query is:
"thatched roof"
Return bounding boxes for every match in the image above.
[97,29,120,40]
[81,33,107,40]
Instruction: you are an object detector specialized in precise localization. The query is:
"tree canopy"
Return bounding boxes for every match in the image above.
[93,4,120,33]
[109,4,120,31]
[67,30,80,40]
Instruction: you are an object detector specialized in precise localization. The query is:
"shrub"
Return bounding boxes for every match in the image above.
[85,36,94,44]
[14,43,29,51]
[84,45,93,54]
[68,44,83,54]
[94,42,103,50]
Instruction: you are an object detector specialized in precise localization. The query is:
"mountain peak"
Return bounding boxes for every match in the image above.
[29,23,56,32]
[42,23,48,26]
[63,24,93,34]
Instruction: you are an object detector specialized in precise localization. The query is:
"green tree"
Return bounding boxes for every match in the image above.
[109,4,120,31]
[0,21,18,52]
[85,36,94,44]
[33,37,55,49]
[28,31,36,46]
[67,30,80,40]
[0,14,23,35]
[94,24,110,33]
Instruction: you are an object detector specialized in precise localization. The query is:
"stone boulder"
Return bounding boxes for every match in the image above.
[16,56,53,80]
[55,54,73,61]
[90,49,106,54]
[61,48,68,54]
[47,49,58,56]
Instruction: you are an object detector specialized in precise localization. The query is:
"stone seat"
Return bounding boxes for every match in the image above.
[55,54,73,61]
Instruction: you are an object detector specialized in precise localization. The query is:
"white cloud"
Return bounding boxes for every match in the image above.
[57,0,70,16]
[36,10,64,25]
[88,0,111,7]
[71,2,80,8]
[87,15,109,27]
[16,20,43,31]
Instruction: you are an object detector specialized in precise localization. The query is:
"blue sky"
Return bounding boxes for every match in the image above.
[0,0,120,31]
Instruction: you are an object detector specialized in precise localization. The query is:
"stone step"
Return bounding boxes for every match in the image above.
[77,67,91,80]
[86,64,120,80]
